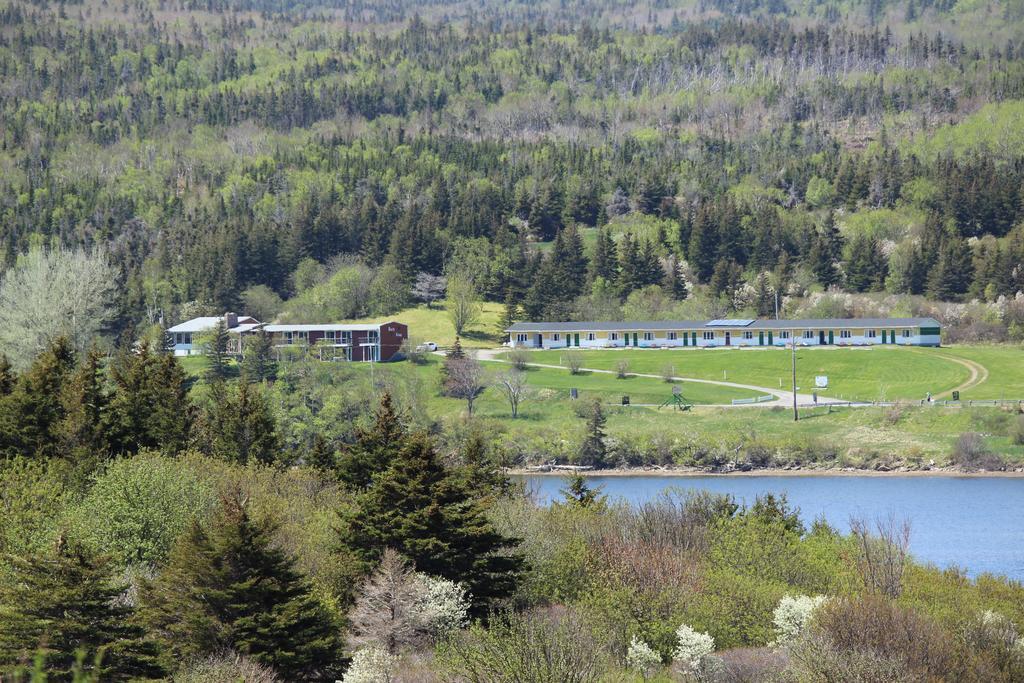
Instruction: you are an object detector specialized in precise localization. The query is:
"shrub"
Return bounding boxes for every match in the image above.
[717,647,790,683]
[507,347,530,371]
[773,594,827,645]
[438,607,603,683]
[626,635,662,677]
[340,646,397,683]
[173,652,280,683]
[661,364,676,382]
[673,623,716,673]
[1009,415,1024,446]
[952,432,1005,471]
[616,359,630,378]
[564,351,584,375]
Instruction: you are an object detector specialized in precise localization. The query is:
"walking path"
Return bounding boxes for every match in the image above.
[910,350,989,399]
[470,348,842,408]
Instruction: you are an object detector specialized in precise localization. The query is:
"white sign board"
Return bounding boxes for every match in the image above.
[815,376,829,388]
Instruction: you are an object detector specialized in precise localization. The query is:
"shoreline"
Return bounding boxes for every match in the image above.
[509,467,1024,478]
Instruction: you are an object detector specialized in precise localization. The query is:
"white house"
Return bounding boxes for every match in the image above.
[166,313,260,356]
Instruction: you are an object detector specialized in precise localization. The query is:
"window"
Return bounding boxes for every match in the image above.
[902,329,911,338]
[324,330,336,342]
[587,332,596,341]
[552,333,560,342]
[743,331,753,340]
[668,332,677,340]
[516,333,528,343]
[779,331,790,339]
[803,330,814,339]
[175,333,183,344]
[610,332,618,341]
[866,329,876,338]
[703,331,715,340]
[284,331,294,344]
[643,332,654,341]
[840,330,852,339]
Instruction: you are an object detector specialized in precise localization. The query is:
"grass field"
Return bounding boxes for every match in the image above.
[347,303,505,349]
[932,345,1024,399]
[506,346,980,402]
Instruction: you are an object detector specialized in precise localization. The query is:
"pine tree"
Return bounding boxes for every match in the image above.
[663,255,689,300]
[459,432,513,498]
[108,343,191,455]
[241,328,276,383]
[336,392,406,490]
[579,400,608,468]
[927,238,975,301]
[0,537,165,680]
[558,474,607,509]
[140,491,343,677]
[753,273,775,318]
[616,234,644,297]
[844,233,886,292]
[337,432,523,617]
[808,236,840,288]
[501,289,520,332]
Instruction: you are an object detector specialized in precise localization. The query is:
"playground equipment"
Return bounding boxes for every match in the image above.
[660,385,693,411]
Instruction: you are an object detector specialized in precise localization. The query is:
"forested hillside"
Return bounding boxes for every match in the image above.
[2,0,1024,343]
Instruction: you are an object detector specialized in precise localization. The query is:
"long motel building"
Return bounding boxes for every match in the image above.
[506,318,942,350]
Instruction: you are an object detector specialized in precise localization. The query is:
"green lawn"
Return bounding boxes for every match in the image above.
[478,362,756,405]
[347,302,505,349]
[932,345,1024,399]
[507,347,974,402]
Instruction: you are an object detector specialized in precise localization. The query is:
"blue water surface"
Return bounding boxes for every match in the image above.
[520,475,1024,580]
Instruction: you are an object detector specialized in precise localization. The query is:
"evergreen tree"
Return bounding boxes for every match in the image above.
[579,400,608,468]
[336,392,406,490]
[844,233,886,292]
[590,227,619,283]
[337,432,524,617]
[808,236,840,288]
[204,320,230,382]
[200,381,279,465]
[708,258,743,301]
[108,343,191,455]
[0,537,165,680]
[558,474,607,509]
[616,234,644,297]
[459,432,513,498]
[241,328,276,383]
[663,255,689,300]
[0,354,15,396]
[927,238,975,301]
[0,338,76,459]
[687,207,719,283]
[753,273,776,318]
[140,491,343,677]
[501,289,520,332]
[58,347,111,460]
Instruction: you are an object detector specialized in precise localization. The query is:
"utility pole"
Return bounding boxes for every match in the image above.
[791,329,798,421]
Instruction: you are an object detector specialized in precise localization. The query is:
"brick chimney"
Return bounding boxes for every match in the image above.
[224,312,238,329]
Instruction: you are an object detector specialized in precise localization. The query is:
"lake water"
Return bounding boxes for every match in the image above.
[520,475,1024,581]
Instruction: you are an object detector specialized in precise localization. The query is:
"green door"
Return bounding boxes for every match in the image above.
[881,330,887,344]
[633,332,639,346]
[768,331,773,345]
[828,330,834,345]
[683,333,688,347]
[624,333,629,346]
[890,329,896,344]
[692,331,697,345]
[758,331,764,346]
[574,333,579,347]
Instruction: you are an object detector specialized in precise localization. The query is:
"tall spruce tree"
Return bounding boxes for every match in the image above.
[0,354,14,396]
[927,238,975,301]
[590,227,619,283]
[0,338,76,459]
[58,347,111,461]
[336,392,407,490]
[844,233,886,292]
[204,320,230,382]
[241,328,277,383]
[108,342,191,455]
[337,432,523,617]
[579,400,608,468]
[0,537,165,680]
[200,381,279,465]
[140,491,343,678]
[687,206,719,282]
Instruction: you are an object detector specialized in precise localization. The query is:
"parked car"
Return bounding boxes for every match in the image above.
[416,341,438,352]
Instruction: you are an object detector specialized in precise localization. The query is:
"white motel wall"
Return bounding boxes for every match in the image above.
[506,319,942,350]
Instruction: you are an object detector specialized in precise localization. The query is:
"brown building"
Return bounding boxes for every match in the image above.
[262,322,408,361]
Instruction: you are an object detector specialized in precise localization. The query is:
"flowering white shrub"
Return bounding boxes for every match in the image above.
[626,635,661,676]
[340,646,397,683]
[673,623,715,672]
[773,594,827,644]
[413,574,470,640]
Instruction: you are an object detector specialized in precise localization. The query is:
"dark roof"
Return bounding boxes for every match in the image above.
[506,318,940,332]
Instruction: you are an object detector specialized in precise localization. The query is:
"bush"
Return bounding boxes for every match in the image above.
[1009,415,1024,446]
[673,623,716,673]
[340,646,397,683]
[438,607,603,683]
[564,351,584,375]
[773,594,827,645]
[508,347,530,371]
[626,635,662,677]
[173,652,279,683]
[952,432,1005,471]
